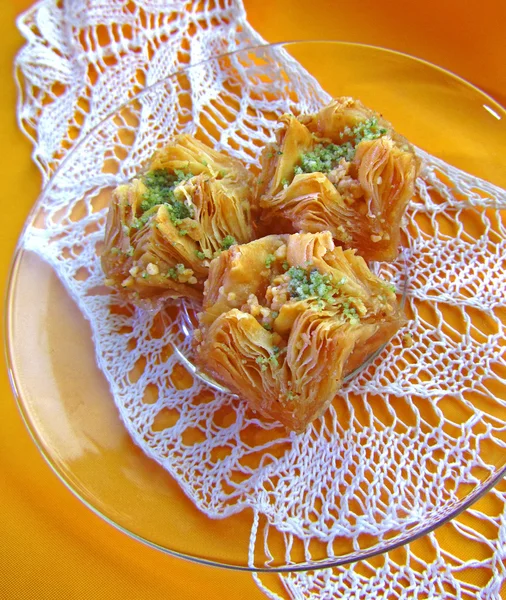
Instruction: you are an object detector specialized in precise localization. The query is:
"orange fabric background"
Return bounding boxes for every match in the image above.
[1,1,505,599]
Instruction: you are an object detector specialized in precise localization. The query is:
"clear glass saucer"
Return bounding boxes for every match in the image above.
[5,41,506,572]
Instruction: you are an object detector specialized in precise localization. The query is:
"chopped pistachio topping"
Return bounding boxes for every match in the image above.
[139,169,194,229]
[295,117,389,177]
[342,300,359,325]
[286,266,361,323]
[255,348,281,371]
[167,263,186,281]
[131,212,151,229]
[221,235,236,250]
[265,254,276,269]
[348,117,388,145]
[298,142,354,174]
[167,200,193,224]
[195,250,206,260]
[287,266,339,301]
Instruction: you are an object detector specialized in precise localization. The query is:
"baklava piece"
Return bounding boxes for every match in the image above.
[195,231,405,432]
[102,135,254,307]
[256,97,420,262]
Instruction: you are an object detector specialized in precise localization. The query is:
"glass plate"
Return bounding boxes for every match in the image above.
[5,41,506,572]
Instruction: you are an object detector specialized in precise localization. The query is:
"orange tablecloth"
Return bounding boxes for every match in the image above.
[1,1,505,598]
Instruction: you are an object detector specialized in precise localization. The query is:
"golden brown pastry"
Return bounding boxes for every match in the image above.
[102,135,254,307]
[256,97,420,262]
[195,232,405,432]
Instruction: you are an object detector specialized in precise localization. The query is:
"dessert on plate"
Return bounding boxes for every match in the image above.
[101,98,411,431]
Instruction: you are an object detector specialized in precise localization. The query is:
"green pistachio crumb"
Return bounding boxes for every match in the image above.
[221,235,236,250]
[287,266,360,323]
[256,357,268,371]
[342,300,359,325]
[166,263,186,281]
[255,351,279,370]
[265,254,276,269]
[298,142,354,174]
[140,168,194,224]
[131,214,149,229]
[352,117,388,144]
[167,200,193,224]
[287,266,335,301]
[296,118,388,176]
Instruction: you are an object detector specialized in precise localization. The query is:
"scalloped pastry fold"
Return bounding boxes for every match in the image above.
[102,134,254,308]
[256,97,420,262]
[195,232,405,432]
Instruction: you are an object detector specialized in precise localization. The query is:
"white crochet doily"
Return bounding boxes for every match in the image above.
[15,1,506,598]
